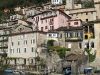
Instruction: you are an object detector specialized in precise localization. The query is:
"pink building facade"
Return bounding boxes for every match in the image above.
[27,9,82,32]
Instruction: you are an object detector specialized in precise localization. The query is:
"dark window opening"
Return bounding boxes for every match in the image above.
[68,22,70,26]
[87,43,89,49]
[91,42,94,48]
[49,34,52,37]
[24,59,26,65]
[85,35,88,39]
[79,43,82,49]
[86,12,88,15]
[60,34,62,38]
[74,22,78,25]
[45,26,48,29]
[41,27,43,31]
[86,19,88,22]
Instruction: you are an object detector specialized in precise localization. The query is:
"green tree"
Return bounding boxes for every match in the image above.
[48,46,70,59]
[82,1,94,8]
[85,48,96,62]
[47,39,55,47]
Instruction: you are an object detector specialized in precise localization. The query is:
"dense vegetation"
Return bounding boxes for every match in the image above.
[47,40,70,59]
[0,0,50,9]
[0,0,50,23]
[85,48,96,62]
[82,1,94,8]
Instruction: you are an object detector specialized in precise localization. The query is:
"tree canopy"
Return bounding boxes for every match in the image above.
[0,0,50,9]
[85,48,96,62]
[82,1,94,8]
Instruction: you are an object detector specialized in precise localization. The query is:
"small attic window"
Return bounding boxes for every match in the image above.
[19,28,23,32]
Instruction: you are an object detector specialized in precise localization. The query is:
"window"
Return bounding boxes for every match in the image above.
[66,33,68,38]
[91,42,94,48]
[31,59,34,63]
[45,19,47,23]
[18,41,20,45]
[24,40,27,45]
[50,26,54,30]
[19,28,22,32]
[60,34,62,38]
[49,18,54,25]
[51,26,54,30]
[85,35,88,39]
[19,48,20,53]
[17,48,20,53]
[12,42,13,46]
[41,27,43,31]
[86,12,88,15]
[32,47,34,52]
[91,12,93,14]
[74,22,78,25]
[79,43,82,49]
[26,40,27,44]
[31,39,35,44]
[87,42,89,49]
[86,19,88,22]
[24,48,26,53]
[68,22,70,25]
[24,59,26,65]
[48,34,52,37]
[17,48,18,53]
[70,32,73,38]
[45,26,48,29]
[53,34,57,37]
[74,32,78,37]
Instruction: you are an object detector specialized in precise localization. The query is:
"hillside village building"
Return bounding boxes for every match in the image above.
[65,8,97,22]
[46,19,83,50]
[0,27,11,53]
[1,0,100,70]
[57,26,83,51]
[7,24,46,66]
[27,9,83,32]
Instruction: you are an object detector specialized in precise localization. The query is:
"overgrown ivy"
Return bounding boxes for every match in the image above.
[82,1,94,8]
[85,48,96,62]
[47,40,71,59]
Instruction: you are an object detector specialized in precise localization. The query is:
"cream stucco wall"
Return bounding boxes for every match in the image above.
[65,8,96,22]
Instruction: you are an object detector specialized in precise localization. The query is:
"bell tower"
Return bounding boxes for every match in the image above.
[94,0,100,19]
[65,0,74,9]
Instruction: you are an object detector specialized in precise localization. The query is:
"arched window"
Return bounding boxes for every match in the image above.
[91,42,94,48]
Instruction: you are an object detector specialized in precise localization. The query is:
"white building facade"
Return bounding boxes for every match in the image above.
[51,0,63,5]
[7,24,46,66]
